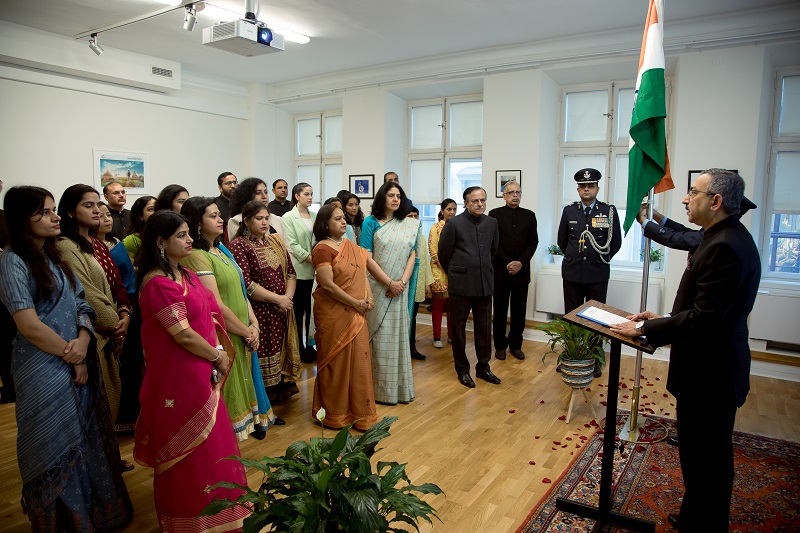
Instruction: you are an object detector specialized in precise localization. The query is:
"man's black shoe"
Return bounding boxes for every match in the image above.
[273,416,286,425]
[300,345,317,363]
[667,434,679,446]
[476,369,502,385]
[510,349,525,360]
[593,365,602,378]
[495,349,506,360]
[458,374,476,388]
[411,351,426,360]
[667,513,680,529]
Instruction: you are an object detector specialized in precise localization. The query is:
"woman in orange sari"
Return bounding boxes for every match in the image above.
[311,204,377,430]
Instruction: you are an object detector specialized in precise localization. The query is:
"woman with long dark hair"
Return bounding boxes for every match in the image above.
[154,184,189,213]
[181,196,282,437]
[0,186,133,531]
[282,182,317,362]
[229,200,302,404]
[57,184,133,441]
[122,195,156,264]
[135,210,249,531]
[337,190,364,244]
[360,182,425,405]
[429,198,457,348]
[226,177,285,243]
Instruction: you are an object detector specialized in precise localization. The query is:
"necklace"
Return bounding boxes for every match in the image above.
[327,236,344,246]
[212,247,230,265]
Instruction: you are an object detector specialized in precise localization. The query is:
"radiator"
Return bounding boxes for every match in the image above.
[535,270,662,315]
[750,291,800,345]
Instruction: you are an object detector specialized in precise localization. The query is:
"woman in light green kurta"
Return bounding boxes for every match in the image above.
[181,197,278,440]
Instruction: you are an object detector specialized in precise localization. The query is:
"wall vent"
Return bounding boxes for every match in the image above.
[151,66,174,79]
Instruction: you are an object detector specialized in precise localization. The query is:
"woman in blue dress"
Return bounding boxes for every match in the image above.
[0,186,132,532]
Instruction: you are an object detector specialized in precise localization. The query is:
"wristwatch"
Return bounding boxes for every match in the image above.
[635,320,646,335]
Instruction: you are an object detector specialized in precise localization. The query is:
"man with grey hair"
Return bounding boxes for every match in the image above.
[611,168,760,532]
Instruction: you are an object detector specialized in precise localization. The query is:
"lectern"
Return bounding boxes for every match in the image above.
[556,300,656,533]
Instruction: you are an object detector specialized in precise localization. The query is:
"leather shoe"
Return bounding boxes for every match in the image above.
[593,365,603,378]
[495,349,506,360]
[510,349,525,360]
[476,369,502,385]
[458,374,476,388]
[667,434,679,446]
[120,460,135,473]
[667,513,680,528]
[273,416,286,426]
[411,351,426,360]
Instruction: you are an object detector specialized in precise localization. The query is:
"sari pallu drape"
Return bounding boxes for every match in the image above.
[135,273,248,532]
[312,240,377,429]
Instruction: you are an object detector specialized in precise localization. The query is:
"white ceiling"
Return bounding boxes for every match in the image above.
[0,0,797,89]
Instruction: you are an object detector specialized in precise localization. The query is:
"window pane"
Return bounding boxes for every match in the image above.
[773,151,800,212]
[616,88,635,144]
[297,165,320,208]
[565,90,608,143]
[411,105,443,150]
[449,101,483,147]
[561,154,606,206]
[323,164,342,200]
[779,75,800,137]
[769,235,800,273]
[409,159,442,204]
[448,158,482,208]
[324,115,342,155]
[418,204,440,242]
[297,118,321,157]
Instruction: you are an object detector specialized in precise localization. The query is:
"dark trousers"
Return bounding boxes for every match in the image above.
[0,302,16,403]
[562,279,609,314]
[492,282,529,351]
[676,395,737,532]
[294,279,313,349]
[410,301,420,352]
[449,293,492,376]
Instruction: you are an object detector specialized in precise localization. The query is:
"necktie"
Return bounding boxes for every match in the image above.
[585,206,591,219]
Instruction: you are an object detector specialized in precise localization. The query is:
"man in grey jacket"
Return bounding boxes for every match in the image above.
[438,186,502,388]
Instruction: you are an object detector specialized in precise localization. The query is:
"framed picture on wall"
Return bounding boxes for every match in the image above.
[496,170,521,198]
[350,174,375,199]
[94,149,150,195]
[687,169,738,192]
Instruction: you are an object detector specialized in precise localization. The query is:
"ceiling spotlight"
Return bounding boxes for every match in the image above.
[88,33,104,56]
[183,4,197,31]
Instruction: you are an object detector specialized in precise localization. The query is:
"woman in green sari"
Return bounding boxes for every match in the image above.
[180,197,280,440]
[360,182,425,405]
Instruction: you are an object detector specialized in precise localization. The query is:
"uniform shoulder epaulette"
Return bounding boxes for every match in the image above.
[570,201,581,206]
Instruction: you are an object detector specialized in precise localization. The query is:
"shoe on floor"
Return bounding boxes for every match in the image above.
[273,416,286,426]
[300,345,317,363]
[495,349,506,360]
[433,339,443,348]
[476,369,502,384]
[411,351,426,360]
[510,349,525,360]
[667,513,680,528]
[667,434,679,446]
[593,365,602,378]
[458,374,476,388]
[120,460,135,473]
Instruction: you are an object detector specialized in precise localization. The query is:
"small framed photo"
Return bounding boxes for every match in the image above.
[94,149,150,195]
[496,170,521,198]
[688,169,738,192]
[350,174,375,199]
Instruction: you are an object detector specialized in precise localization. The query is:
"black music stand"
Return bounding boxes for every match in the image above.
[556,300,657,533]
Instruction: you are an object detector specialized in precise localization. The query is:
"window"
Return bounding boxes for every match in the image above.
[408,97,482,237]
[294,112,342,207]
[765,69,800,277]
[558,82,665,270]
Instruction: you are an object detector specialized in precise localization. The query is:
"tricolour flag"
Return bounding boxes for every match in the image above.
[625,0,674,234]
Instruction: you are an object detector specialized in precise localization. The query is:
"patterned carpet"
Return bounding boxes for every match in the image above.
[517,413,800,533]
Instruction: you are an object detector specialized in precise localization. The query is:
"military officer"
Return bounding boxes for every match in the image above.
[557,168,622,375]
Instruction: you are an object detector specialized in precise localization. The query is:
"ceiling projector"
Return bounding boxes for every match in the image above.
[202,19,285,56]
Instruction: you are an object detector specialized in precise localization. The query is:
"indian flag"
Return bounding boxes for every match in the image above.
[625,0,674,234]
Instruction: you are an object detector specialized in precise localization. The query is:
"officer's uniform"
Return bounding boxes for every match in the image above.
[557,168,622,314]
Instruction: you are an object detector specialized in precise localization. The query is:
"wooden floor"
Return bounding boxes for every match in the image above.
[1,325,799,533]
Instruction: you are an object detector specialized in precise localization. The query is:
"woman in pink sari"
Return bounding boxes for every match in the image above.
[135,211,249,532]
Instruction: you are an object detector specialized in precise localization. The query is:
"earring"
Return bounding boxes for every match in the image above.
[244,227,251,238]
[198,224,203,238]
[159,247,165,260]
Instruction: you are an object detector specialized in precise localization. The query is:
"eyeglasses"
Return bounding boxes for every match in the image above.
[688,187,715,198]
[504,190,521,196]
[223,180,238,186]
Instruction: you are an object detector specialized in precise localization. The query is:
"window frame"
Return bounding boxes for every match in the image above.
[294,111,342,201]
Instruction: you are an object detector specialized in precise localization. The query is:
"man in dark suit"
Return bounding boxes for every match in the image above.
[558,168,621,376]
[103,181,131,240]
[489,180,538,361]
[612,169,761,532]
[214,171,237,225]
[438,186,501,388]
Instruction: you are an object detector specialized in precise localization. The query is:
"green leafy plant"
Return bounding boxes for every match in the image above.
[199,416,443,533]
[639,247,663,263]
[547,244,564,256]
[536,318,606,367]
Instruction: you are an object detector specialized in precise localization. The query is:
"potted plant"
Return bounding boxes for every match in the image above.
[536,318,606,388]
[640,247,663,268]
[200,415,443,533]
[547,244,564,265]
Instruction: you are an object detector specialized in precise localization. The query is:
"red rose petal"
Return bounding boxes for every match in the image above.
[554,441,561,445]
[542,478,552,483]
[558,415,567,421]
[635,445,646,452]
[509,409,516,413]
[663,393,669,398]
[642,395,648,399]
[566,437,573,441]
[600,401,608,406]
[529,460,536,465]
[655,377,661,381]
[535,435,540,439]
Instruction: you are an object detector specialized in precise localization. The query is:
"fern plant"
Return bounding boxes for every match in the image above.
[536,318,606,367]
[199,416,443,533]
